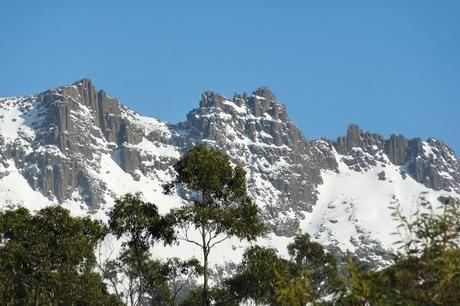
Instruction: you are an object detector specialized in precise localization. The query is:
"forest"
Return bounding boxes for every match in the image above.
[0,145,459,306]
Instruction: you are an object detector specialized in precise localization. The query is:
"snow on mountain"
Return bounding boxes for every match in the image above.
[0,79,459,269]
[304,148,456,267]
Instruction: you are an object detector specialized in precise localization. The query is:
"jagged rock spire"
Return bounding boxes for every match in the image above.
[253,87,275,101]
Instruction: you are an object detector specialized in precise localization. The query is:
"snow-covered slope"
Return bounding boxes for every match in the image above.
[0,79,459,269]
[304,150,456,267]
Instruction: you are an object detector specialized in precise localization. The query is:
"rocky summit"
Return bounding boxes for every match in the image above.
[0,79,459,266]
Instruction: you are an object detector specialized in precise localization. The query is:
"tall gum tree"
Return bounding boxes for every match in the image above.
[164,144,265,306]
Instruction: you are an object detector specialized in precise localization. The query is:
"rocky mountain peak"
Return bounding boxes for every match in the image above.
[177,89,322,235]
[0,80,152,208]
[197,88,288,122]
[312,124,460,193]
[72,78,93,86]
[1,80,459,263]
[199,91,226,109]
[385,134,409,165]
[334,124,384,155]
[253,87,275,101]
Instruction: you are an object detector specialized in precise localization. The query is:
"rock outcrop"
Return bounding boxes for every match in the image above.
[0,80,147,208]
[312,124,460,193]
[176,88,323,235]
[1,79,459,236]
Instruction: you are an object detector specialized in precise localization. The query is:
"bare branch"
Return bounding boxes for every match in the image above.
[209,235,230,250]
[177,228,204,249]
[178,236,204,249]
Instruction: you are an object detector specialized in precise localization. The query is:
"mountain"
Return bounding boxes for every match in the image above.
[1,79,459,267]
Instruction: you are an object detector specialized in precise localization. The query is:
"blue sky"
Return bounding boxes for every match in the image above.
[1,1,459,155]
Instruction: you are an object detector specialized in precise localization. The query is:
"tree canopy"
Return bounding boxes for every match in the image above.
[0,206,121,306]
[165,144,265,305]
[340,197,460,305]
[105,194,175,306]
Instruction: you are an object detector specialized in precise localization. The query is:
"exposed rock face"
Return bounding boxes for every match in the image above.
[0,79,459,237]
[406,138,460,192]
[331,124,386,172]
[0,80,148,208]
[176,89,323,235]
[385,134,409,165]
[312,124,460,194]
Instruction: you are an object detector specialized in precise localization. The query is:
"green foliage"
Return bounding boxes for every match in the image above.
[106,193,175,305]
[287,233,341,297]
[109,193,174,251]
[223,234,341,306]
[276,270,314,306]
[165,144,265,305]
[180,285,239,306]
[339,197,460,305]
[0,206,120,306]
[180,286,205,306]
[4,148,457,306]
[224,245,292,305]
[336,254,386,305]
[162,257,203,304]
[167,144,246,201]
[167,145,265,242]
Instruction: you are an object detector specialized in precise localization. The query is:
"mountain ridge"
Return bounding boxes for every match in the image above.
[0,79,459,266]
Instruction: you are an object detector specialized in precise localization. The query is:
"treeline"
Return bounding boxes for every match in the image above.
[0,145,459,305]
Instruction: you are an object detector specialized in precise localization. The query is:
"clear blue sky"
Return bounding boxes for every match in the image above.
[1,1,459,155]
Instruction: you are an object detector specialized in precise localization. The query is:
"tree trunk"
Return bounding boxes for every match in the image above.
[202,224,210,306]
[136,244,144,306]
[201,190,211,306]
[34,289,40,306]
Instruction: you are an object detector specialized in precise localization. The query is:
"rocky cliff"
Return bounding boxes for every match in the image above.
[0,79,459,264]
